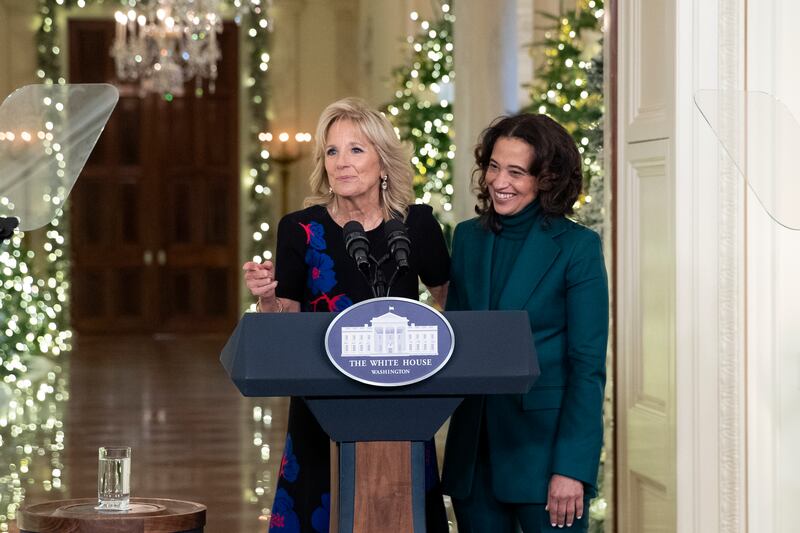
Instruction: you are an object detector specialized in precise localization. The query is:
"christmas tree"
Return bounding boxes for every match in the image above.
[525,0,605,238]
[385,2,456,242]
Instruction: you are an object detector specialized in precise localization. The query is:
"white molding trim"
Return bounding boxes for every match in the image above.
[624,0,673,142]
[716,1,748,531]
[675,0,748,530]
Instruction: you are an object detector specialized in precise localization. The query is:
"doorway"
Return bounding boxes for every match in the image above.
[67,20,240,334]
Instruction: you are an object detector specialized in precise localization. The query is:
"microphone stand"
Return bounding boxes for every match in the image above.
[385,268,401,298]
[368,253,391,298]
[343,221,406,299]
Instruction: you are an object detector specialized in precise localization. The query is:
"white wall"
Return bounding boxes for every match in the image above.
[670,0,800,531]
[746,1,800,531]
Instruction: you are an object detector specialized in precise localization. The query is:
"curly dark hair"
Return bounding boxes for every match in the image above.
[473,113,583,232]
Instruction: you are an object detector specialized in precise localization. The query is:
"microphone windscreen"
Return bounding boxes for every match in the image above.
[343,220,366,237]
[384,218,406,235]
[343,220,370,271]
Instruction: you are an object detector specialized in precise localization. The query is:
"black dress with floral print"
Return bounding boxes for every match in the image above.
[269,204,451,533]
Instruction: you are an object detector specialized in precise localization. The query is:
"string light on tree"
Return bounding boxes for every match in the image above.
[525,0,605,238]
[238,1,276,272]
[0,227,70,527]
[385,2,455,241]
[0,0,276,522]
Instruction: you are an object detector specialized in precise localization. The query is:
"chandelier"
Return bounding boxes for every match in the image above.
[111,0,229,96]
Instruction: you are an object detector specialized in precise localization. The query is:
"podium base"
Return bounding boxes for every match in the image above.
[331,441,426,533]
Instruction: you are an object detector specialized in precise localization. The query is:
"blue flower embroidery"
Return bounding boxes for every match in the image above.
[300,222,327,251]
[279,434,299,483]
[311,493,330,533]
[305,249,337,295]
[269,489,300,532]
[331,294,353,312]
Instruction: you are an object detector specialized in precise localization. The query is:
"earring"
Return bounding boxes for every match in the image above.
[381,175,388,191]
[328,186,333,194]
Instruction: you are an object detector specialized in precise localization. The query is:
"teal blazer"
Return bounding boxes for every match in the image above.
[441,214,608,503]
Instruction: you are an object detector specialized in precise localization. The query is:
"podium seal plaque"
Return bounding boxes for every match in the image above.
[325,297,455,387]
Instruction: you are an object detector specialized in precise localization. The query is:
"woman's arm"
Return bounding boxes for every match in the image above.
[547,230,609,528]
[410,205,451,302]
[245,214,306,313]
[426,282,449,309]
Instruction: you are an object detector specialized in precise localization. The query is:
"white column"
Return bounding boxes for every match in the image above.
[516,1,535,110]
[271,0,309,214]
[271,0,366,213]
[357,0,409,105]
[452,0,519,223]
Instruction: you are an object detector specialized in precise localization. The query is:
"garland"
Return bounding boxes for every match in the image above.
[0,0,273,524]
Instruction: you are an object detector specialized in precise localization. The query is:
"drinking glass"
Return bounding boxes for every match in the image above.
[96,446,131,511]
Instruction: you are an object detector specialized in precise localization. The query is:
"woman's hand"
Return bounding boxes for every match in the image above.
[242,261,279,311]
[546,473,584,528]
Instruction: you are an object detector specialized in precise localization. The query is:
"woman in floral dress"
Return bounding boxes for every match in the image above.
[243,97,450,533]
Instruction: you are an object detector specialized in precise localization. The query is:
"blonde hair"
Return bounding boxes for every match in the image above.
[304,97,414,220]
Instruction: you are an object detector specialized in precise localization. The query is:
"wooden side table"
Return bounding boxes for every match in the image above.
[18,498,206,533]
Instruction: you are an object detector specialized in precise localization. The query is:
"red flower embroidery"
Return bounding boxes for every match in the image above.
[299,223,312,245]
[310,292,353,312]
[279,455,287,478]
[299,221,326,250]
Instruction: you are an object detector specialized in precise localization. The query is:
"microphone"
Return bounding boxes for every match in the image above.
[385,218,411,274]
[343,221,371,273]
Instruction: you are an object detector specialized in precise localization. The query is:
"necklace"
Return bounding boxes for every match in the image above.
[328,203,384,231]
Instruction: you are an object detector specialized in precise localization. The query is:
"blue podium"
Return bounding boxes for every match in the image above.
[221,308,539,533]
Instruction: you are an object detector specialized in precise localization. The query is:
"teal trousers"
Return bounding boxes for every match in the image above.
[451,421,589,533]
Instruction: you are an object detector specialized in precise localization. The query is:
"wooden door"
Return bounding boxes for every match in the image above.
[68,20,239,334]
[152,35,240,333]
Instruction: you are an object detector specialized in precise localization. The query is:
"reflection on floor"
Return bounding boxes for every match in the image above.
[0,335,454,532]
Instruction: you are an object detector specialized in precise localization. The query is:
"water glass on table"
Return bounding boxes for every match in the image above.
[96,446,131,511]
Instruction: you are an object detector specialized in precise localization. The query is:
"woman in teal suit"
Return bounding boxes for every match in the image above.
[442,114,608,532]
